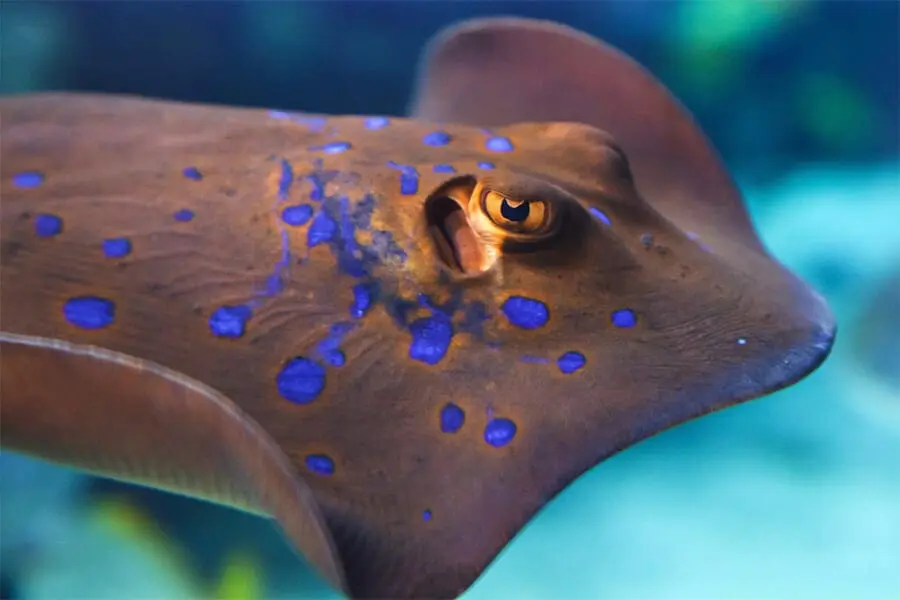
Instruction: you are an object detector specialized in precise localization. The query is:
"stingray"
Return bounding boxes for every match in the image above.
[0,17,835,599]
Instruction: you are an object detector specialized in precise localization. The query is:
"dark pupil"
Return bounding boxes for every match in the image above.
[500,199,530,222]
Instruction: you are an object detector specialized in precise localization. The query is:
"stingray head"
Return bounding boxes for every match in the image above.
[286,115,837,596]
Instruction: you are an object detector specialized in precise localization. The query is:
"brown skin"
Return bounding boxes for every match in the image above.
[1,18,835,600]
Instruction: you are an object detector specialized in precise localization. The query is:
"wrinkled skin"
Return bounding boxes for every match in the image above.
[0,17,835,599]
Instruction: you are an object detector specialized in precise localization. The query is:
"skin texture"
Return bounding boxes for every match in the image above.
[0,17,835,600]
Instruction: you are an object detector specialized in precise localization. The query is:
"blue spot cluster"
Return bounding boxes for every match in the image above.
[63,296,116,330]
[173,209,194,222]
[209,305,253,338]
[13,171,44,188]
[382,286,489,366]
[484,418,517,447]
[485,136,514,153]
[305,454,335,476]
[423,131,451,146]
[502,296,549,329]
[440,403,465,433]
[182,166,203,181]
[589,207,612,226]
[387,161,419,195]
[281,204,313,226]
[433,164,456,174]
[304,184,406,282]
[277,357,326,404]
[611,309,637,328]
[102,237,132,258]
[557,351,586,374]
[364,116,390,130]
[34,214,63,237]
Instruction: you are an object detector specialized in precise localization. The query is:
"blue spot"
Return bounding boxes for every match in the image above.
[269,110,289,119]
[265,273,284,296]
[209,305,252,338]
[13,171,44,188]
[34,214,62,237]
[477,162,495,170]
[557,351,586,374]
[281,204,313,226]
[350,282,378,318]
[102,237,132,258]
[364,116,390,130]
[520,355,549,364]
[484,418,517,447]
[422,509,433,522]
[305,454,335,476]
[611,309,637,328]
[589,207,612,226]
[502,296,549,329]
[182,166,203,181]
[485,136,514,152]
[737,337,748,346]
[307,211,337,247]
[263,181,291,299]
[173,209,194,222]
[423,131,451,146]
[399,171,418,195]
[408,314,453,365]
[277,357,326,404]
[316,322,355,368]
[387,161,419,195]
[307,168,332,202]
[63,296,115,330]
[277,159,294,200]
[433,164,456,173]
[440,403,465,434]
[311,142,351,155]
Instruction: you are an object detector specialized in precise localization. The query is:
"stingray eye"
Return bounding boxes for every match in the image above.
[481,190,549,234]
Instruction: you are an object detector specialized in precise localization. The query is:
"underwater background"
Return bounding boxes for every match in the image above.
[1,1,898,598]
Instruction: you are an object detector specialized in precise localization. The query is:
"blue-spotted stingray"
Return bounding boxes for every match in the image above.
[0,17,836,599]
